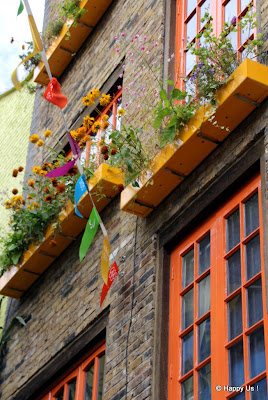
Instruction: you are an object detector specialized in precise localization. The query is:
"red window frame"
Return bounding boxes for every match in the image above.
[169,173,268,399]
[175,0,255,85]
[39,342,105,400]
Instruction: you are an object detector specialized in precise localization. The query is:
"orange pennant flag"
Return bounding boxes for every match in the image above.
[101,235,110,284]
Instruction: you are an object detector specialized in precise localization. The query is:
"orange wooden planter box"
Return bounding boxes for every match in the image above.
[0,164,123,298]
[120,59,268,217]
[34,0,113,86]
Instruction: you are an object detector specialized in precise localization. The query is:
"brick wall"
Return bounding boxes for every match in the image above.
[1,0,268,399]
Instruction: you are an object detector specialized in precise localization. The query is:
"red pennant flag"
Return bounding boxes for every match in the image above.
[100,262,119,306]
[44,78,68,109]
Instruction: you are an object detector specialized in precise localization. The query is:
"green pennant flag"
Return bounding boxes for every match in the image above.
[17,0,24,15]
[79,207,100,261]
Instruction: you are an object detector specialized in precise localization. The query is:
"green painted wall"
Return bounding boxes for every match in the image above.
[0,74,36,329]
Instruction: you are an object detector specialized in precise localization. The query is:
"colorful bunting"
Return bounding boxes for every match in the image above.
[44,78,68,109]
[45,159,76,178]
[67,131,81,157]
[75,176,87,218]
[79,207,100,261]
[100,262,119,306]
[17,0,24,15]
[101,235,110,285]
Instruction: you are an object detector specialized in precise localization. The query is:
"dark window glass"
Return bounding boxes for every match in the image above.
[226,209,240,251]
[198,363,211,400]
[227,250,241,295]
[97,354,105,400]
[251,378,268,400]
[249,327,266,379]
[85,363,94,400]
[182,375,194,400]
[182,288,194,330]
[198,274,210,317]
[233,392,245,400]
[244,193,259,237]
[228,294,243,341]
[182,330,194,375]
[198,318,210,362]
[56,388,64,400]
[246,235,261,280]
[247,278,263,327]
[67,379,76,400]
[229,340,244,387]
[198,234,210,275]
[182,248,194,289]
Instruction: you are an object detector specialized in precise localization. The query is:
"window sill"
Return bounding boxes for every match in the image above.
[120,59,268,217]
[34,0,113,86]
[0,164,124,298]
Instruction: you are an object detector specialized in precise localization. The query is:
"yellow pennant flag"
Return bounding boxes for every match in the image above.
[11,15,43,91]
[101,235,110,284]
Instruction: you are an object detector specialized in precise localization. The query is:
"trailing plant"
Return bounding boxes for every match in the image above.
[0,314,26,355]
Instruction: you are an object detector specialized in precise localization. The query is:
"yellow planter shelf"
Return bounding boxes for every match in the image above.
[0,164,123,298]
[34,0,113,86]
[120,59,268,217]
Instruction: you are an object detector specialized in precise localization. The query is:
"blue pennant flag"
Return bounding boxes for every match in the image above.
[75,176,87,218]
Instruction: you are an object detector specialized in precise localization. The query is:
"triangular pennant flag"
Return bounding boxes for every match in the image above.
[67,131,81,157]
[101,235,110,284]
[12,14,43,91]
[75,176,87,218]
[45,159,76,178]
[17,0,24,15]
[44,78,68,109]
[79,207,100,261]
[100,262,119,306]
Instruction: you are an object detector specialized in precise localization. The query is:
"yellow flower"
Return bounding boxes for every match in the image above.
[83,116,95,130]
[39,170,48,176]
[70,130,78,140]
[32,202,40,208]
[82,95,94,107]
[37,140,44,147]
[30,134,39,143]
[44,130,51,138]
[101,114,109,121]
[27,179,35,187]
[76,127,87,140]
[101,121,109,130]
[81,135,92,144]
[91,88,100,99]
[32,166,41,174]
[92,121,102,133]
[99,93,111,106]
[118,108,125,116]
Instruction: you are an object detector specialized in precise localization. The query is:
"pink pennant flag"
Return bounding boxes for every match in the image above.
[44,78,68,109]
[67,131,81,157]
[100,262,119,306]
[45,159,76,178]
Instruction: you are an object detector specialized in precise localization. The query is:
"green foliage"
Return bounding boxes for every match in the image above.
[19,41,42,72]
[0,315,26,355]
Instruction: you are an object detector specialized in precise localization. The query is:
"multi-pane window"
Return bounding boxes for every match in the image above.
[175,0,254,81]
[169,174,268,399]
[39,343,105,400]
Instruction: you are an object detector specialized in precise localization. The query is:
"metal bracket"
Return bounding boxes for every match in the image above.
[164,168,186,178]
[23,269,41,276]
[197,133,221,144]
[133,199,156,209]
[235,93,260,107]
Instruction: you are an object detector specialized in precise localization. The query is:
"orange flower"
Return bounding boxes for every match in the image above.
[44,186,50,194]
[12,188,18,195]
[103,154,109,160]
[44,195,53,203]
[111,148,117,155]
[27,179,35,187]
[18,166,24,172]
[50,178,58,188]
[12,169,18,177]
[101,145,108,154]
[30,134,39,143]
[57,183,66,193]
[44,130,52,138]
[37,140,44,147]
[67,165,78,176]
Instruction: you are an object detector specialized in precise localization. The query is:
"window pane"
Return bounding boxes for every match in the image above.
[241,9,254,45]
[241,0,250,10]
[249,326,266,379]
[228,293,243,341]
[233,393,245,400]
[200,0,210,29]
[182,288,194,330]
[67,379,76,400]
[244,193,259,237]
[56,389,64,400]
[198,318,210,362]
[229,340,244,387]
[97,354,105,400]
[198,234,210,275]
[198,274,210,317]
[182,248,194,289]
[182,375,193,400]
[198,363,211,400]
[187,0,196,16]
[251,378,268,400]
[182,330,194,375]
[227,30,237,50]
[227,250,241,295]
[185,50,196,75]
[247,278,263,327]
[225,0,237,24]
[85,363,95,400]
[226,209,240,251]
[246,234,261,280]
[186,13,197,42]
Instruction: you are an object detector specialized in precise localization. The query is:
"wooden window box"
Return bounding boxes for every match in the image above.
[0,164,123,298]
[120,59,268,217]
[34,0,113,86]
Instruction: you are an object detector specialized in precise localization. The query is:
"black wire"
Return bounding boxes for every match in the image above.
[124,216,138,400]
